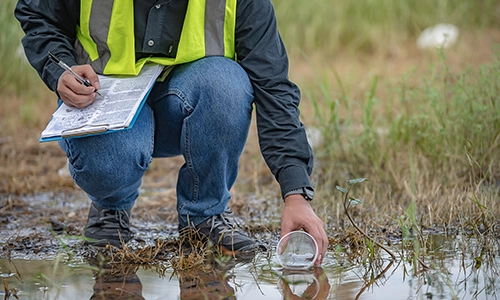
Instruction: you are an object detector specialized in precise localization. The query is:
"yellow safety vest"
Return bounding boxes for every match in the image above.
[74,0,237,75]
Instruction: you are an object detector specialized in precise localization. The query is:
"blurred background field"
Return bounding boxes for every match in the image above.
[1,0,499,231]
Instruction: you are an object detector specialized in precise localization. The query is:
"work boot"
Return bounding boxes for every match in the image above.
[180,211,257,257]
[84,203,131,247]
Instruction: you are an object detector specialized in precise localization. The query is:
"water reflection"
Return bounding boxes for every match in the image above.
[0,234,499,299]
[178,267,235,299]
[88,261,333,300]
[89,259,240,300]
[90,261,144,300]
[278,268,331,299]
[83,258,333,300]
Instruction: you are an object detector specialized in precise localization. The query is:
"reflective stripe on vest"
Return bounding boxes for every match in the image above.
[75,0,236,75]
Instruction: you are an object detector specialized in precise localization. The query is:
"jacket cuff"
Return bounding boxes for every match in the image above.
[45,54,76,92]
[277,165,312,199]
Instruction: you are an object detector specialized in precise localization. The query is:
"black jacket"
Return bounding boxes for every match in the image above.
[15,0,314,198]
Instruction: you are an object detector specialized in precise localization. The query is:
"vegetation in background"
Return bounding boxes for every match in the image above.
[0,0,40,94]
[272,0,500,55]
[0,0,53,134]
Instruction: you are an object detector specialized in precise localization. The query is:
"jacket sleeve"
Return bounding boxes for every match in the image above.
[15,0,80,92]
[235,0,314,198]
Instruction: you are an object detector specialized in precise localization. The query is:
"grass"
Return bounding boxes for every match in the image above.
[302,48,500,231]
[0,0,34,94]
[272,0,500,56]
[0,0,54,135]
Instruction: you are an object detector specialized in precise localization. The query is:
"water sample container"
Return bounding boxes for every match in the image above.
[276,231,318,270]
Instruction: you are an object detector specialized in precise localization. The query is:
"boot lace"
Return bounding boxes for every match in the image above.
[98,209,130,230]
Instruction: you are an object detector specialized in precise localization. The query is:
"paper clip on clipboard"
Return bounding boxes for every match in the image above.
[61,124,109,138]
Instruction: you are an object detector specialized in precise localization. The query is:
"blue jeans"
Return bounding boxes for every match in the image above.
[59,57,254,227]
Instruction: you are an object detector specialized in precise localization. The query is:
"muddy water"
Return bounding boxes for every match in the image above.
[1,193,499,299]
[1,234,499,300]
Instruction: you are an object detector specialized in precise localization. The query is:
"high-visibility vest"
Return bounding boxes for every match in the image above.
[74,0,237,75]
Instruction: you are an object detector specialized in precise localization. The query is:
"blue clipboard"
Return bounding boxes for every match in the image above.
[39,64,166,143]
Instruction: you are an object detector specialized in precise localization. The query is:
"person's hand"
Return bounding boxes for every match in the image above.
[57,64,100,108]
[280,268,331,299]
[281,195,328,266]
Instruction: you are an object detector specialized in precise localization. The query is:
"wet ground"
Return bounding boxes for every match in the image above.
[1,189,500,299]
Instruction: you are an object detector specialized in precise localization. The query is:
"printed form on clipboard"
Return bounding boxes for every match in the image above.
[40,64,167,142]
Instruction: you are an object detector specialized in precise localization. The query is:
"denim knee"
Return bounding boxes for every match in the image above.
[57,105,154,203]
[60,136,150,199]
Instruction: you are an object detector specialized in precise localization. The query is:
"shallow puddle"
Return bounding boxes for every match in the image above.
[1,234,499,299]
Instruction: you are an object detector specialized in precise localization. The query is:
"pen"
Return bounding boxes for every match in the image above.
[48,52,103,97]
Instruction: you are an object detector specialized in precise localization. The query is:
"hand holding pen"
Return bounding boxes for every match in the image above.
[49,52,103,108]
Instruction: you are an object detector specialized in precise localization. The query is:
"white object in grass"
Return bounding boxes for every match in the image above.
[417,23,459,49]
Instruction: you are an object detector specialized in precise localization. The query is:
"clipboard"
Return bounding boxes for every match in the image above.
[39,64,164,142]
